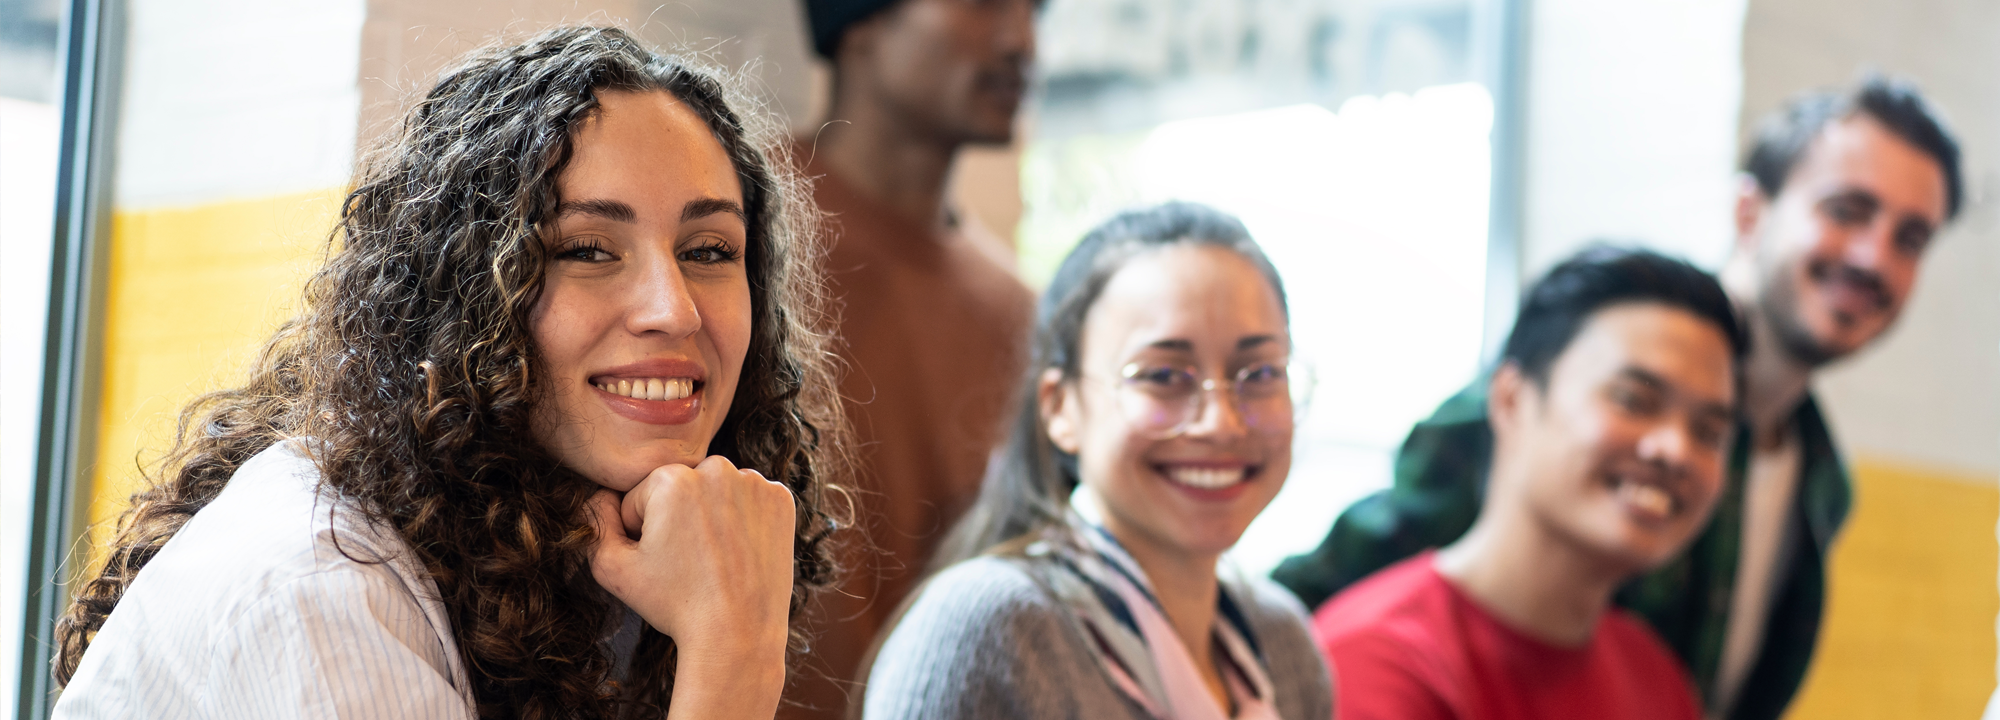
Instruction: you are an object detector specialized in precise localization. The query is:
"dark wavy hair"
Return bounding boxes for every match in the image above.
[929,201,1287,571]
[53,26,848,718]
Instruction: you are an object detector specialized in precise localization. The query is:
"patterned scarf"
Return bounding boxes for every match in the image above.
[1025,519,1283,720]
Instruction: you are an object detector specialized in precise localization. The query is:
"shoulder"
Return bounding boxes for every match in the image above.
[866,556,1116,720]
[879,555,1073,654]
[1314,554,1451,642]
[162,441,424,595]
[55,442,468,718]
[1310,559,1463,720]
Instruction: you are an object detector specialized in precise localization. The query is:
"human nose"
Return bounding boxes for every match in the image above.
[1180,380,1250,439]
[625,252,701,339]
[1634,418,1693,468]
[1843,216,1896,270]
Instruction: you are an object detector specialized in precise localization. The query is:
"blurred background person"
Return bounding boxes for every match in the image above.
[1275,77,1962,720]
[864,202,1332,720]
[787,0,1038,716]
[1319,247,1743,720]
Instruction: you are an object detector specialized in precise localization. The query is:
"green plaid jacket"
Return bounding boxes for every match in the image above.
[1272,380,1851,720]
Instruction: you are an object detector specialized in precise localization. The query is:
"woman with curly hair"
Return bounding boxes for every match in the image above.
[51,26,845,719]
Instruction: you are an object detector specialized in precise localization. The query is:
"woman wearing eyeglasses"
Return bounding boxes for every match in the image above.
[860,202,1333,720]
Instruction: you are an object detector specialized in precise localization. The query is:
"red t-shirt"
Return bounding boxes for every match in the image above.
[1314,553,1703,720]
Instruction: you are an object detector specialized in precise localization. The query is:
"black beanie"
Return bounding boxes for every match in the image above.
[803,0,901,59]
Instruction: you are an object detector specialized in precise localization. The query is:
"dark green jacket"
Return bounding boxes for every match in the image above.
[1272,380,1852,720]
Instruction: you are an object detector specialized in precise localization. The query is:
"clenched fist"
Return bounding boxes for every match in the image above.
[587,455,795,718]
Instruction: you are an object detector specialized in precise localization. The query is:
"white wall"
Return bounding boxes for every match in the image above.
[1520,0,1748,276]
[1741,0,2000,476]
[116,0,365,209]
[358,0,824,150]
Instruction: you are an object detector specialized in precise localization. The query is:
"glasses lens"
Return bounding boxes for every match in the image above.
[1119,362,1197,436]
[1238,362,1296,434]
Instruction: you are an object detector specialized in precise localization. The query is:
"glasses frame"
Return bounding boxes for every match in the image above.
[1105,358,1308,439]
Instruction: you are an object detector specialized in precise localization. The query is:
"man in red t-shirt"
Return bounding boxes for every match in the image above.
[1315,247,1747,720]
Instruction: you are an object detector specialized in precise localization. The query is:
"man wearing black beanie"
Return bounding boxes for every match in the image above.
[787,1,1038,718]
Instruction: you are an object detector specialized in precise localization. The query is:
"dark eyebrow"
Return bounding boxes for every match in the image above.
[1138,335,1281,354]
[1236,335,1281,351]
[1621,366,1737,415]
[1820,188,1882,213]
[554,199,636,223]
[683,197,746,223]
[1617,366,1670,391]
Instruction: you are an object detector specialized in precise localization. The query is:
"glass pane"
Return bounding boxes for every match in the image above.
[1,0,68,711]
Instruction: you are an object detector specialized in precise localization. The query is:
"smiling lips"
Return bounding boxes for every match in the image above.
[596,377,694,401]
[1155,463,1260,503]
[1611,473,1679,522]
[589,359,705,425]
[1166,466,1249,490]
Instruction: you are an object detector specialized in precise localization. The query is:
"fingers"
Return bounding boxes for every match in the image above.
[616,458,794,547]
[587,490,633,547]
[586,490,636,593]
[590,456,798,650]
[620,479,652,536]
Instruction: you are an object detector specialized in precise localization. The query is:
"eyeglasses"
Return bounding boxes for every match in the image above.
[1107,360,1304,439]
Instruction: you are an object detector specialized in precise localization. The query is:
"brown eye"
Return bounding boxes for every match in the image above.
[1893,219,1934,256]
[1235,363,1289,398]
[1609,385,1662,415]
[1121,363,1196,397]
[1691,418,1731,450]
[679,241,741,265]
[556,242,613,262]
[1822,197,1872,227]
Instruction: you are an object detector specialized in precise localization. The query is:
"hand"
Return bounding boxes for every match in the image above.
[587,455,795,705]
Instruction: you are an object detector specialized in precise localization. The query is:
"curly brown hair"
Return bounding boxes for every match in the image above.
[52,26,847,718]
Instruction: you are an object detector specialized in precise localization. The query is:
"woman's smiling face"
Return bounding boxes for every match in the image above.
[1045,244,1294,562]
[530,89,753,491]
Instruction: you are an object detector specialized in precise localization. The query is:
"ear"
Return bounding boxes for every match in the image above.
[1732,174,1769,254]
[1038,367,1082,455]
[1487,361,1533,443]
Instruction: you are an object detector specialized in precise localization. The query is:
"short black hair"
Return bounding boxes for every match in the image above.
[1745,75,1964,220]
[1502,246,1747,387]
[802,0,900,59]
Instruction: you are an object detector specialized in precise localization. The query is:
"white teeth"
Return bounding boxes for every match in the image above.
[1619,483,1674,517]
[595,378,695,401]
[1164,467,1248,489]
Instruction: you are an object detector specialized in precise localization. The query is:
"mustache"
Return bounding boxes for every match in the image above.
[1805,258,1891,311]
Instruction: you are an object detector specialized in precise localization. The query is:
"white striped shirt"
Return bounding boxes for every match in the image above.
[54,441,475,719]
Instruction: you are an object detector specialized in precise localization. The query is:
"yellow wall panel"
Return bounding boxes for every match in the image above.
[86,189,344,550]
[1786,458,1999,720]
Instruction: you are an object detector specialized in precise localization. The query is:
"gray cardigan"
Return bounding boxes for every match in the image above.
[862,555,1335,720]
